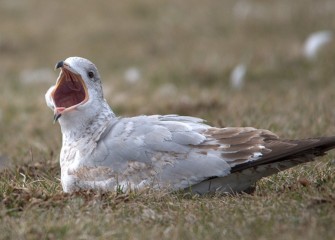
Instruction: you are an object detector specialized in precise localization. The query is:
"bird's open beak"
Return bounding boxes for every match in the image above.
[51,61,89,122]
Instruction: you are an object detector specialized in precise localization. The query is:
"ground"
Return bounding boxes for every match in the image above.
[0,0,335,239]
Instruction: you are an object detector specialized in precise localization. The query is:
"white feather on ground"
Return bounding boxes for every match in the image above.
[303,30,333,60]
[124,67,141,84]
[230,64,247,90]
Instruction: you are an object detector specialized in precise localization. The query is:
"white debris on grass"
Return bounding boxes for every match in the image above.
[230,63,247,90]
[233,1,253,20]
[20,68,55,84]
[303,30,333,60]
[155,83,178,99]
[124,67,141,84]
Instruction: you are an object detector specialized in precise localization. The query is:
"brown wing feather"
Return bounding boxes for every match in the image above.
[231,136,335,173]
[203,127,277,166]
[202,127,335,173]
[190,128,335,194]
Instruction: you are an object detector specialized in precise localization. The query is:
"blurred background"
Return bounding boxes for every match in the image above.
[0,0,335,166]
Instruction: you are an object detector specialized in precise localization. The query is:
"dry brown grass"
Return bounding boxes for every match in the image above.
[1,0,335,239]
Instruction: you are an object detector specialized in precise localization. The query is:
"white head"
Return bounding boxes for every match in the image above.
[45,57,113,131]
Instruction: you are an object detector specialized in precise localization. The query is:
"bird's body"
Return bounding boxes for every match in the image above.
[46,57,335,194]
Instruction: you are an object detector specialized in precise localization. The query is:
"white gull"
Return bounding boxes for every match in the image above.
[45,57,335,194]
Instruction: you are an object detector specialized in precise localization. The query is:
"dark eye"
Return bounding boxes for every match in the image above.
[88,71,94,78]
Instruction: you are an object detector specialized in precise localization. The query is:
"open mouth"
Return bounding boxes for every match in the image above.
[52,67,88,110]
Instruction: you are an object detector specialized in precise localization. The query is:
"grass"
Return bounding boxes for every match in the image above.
[1,0,335,239]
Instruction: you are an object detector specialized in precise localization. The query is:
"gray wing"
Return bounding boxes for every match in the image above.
[90,114,277,190]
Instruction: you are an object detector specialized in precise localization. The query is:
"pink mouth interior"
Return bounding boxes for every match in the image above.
[53,70,86,108]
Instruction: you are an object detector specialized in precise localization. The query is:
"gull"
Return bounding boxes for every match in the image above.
[45,57,335,194]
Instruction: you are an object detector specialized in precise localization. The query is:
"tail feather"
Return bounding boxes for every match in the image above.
[231,136,335,173]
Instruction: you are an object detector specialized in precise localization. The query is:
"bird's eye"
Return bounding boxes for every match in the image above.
[88,71,94,78]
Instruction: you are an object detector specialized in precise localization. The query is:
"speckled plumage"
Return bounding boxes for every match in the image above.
[45,57,335,194]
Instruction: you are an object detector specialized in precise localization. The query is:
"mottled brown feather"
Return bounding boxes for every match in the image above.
[231,137,335,172]
[201,128,335,173]
[202,127,277,166]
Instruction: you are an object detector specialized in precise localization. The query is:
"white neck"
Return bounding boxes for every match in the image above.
[59,100,115,144]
